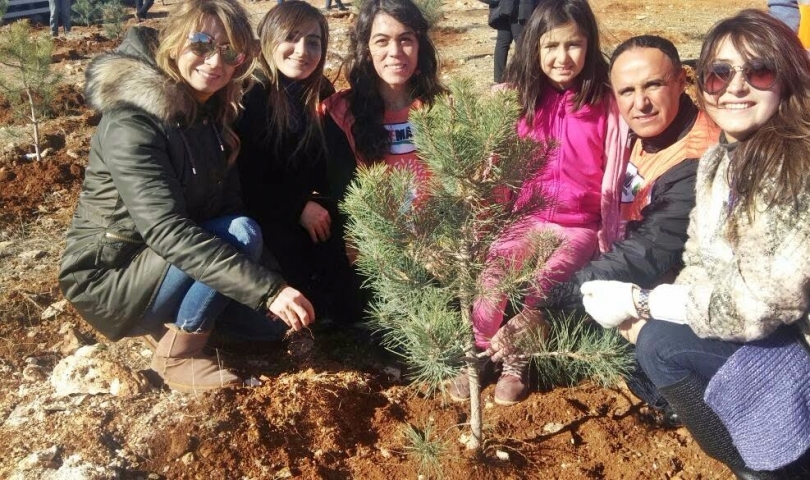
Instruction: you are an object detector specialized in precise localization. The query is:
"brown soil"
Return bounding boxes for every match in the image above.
[0,1,761,478]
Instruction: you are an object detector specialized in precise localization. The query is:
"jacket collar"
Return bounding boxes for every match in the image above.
[84,27,197,124]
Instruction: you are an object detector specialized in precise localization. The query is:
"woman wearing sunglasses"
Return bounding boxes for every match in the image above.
[580,9,810,477]
[59,0,315,393]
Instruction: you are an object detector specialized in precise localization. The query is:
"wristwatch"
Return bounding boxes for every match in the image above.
[636,288,651,320]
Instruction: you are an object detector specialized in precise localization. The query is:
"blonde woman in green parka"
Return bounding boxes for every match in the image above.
[59,0,314,393]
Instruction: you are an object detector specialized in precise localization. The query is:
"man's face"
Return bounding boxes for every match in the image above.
[610,47,686,138]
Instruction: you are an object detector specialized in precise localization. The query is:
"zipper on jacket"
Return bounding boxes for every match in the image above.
[104,231,142,244]
[178,125,198,175]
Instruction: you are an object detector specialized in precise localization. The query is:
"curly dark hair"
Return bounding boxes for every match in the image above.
[344,0,446,162]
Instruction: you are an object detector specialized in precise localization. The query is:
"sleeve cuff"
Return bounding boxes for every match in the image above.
[649,284,689,324]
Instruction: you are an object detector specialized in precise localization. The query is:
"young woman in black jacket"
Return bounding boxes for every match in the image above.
[236,2,355,324]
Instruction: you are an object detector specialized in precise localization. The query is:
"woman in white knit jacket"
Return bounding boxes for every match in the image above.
[581,9,810,479]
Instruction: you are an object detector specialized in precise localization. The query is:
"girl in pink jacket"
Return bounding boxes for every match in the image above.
[451,0,628,406]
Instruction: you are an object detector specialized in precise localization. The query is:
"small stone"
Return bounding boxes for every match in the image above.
[543,422,564,434]
[22,364,47,382]
[180,452,195,465]
[382,366,401,381]
[41,300,69,321]
[17,445,60,470]
[18,250,46,261]
[379,447,392,458]
[495,450,510,461]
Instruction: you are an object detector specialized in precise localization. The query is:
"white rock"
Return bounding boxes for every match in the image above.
[50,352,150,397]
[17,445,59,470]
[495,450,510,461]
[18,250,46,261]
[22,364,47,382]
[543,422,565,434]
[41,300,69,320]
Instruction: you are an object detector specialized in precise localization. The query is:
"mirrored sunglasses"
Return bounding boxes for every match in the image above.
[698,60,778,95]
[187,31,246,67]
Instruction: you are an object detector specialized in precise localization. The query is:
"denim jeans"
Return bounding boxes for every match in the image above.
[769,0,800,32]
[635,320,742,388]
[48,0,71,36]
[325,0,345,9]
[141,215,287,340]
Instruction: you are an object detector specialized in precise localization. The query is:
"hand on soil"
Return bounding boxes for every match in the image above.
[267,286,315,331]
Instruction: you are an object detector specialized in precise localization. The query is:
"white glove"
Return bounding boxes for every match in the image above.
[580,280,639,328]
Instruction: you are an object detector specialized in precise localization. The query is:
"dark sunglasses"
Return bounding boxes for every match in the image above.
[187,31,246,67]
[698,60,778,95]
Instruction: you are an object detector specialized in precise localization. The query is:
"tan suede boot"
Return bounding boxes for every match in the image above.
[151,324,241,393]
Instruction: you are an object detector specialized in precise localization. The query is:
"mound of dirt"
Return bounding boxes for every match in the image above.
[0,0,762,478]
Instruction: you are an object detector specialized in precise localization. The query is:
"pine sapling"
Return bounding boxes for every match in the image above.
[0,21,61,162]
[342,79,633,453]
[102,0,127,40]
[71,0,102,26]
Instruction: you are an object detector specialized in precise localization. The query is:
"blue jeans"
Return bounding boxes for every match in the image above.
[48,0,71,36]
[635,320,742,388]
[769,0,800,32]
[141,215,287,340]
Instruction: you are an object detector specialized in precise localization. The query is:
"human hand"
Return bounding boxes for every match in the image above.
[580,280,639,329]
[484,308,547,362]
[299,201,331,243]
[617,317,647,345]
[266,286,315,332]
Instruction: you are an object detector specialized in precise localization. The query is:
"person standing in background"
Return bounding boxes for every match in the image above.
[48,0,71,37]
[768,0,799,31]
[135,0,154,22]
[482,0,537,83]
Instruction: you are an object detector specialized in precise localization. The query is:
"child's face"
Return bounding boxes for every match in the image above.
[272,20,323,81]
[538,22,588,90]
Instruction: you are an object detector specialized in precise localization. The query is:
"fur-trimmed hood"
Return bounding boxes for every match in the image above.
[84,26,197,123]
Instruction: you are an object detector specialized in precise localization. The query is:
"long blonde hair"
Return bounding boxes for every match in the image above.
[155,0,257,151]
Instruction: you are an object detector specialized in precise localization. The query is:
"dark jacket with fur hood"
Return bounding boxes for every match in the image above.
[59,27,285,341]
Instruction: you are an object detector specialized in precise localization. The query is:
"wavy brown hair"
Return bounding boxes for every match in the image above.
[503,0,610,126]
[696,9,810,223]
[256,1,329,161]
[345,0,446,163]
[155,0,258,151]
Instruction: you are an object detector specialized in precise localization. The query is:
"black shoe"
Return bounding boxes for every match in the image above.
[662,405,681,429]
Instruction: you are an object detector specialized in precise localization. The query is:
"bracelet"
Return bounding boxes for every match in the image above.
[636,289,651,320]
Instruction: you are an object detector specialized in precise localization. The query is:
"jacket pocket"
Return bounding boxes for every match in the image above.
[95,231,145,268]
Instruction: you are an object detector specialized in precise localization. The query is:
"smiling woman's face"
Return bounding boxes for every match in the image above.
[368,13,419,91]
[702,37,781,143]
[176,15,237,102]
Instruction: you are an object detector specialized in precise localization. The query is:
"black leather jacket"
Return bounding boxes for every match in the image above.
[59,27,285,340]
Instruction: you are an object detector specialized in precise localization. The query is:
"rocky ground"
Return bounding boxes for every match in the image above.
[0,0,762,478]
